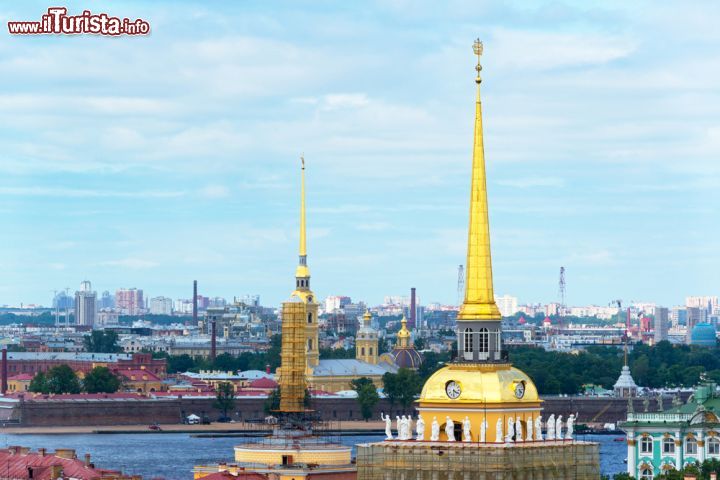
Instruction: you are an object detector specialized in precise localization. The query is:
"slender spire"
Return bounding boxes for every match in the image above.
[299,155,307,257]
[457,39,501,322]
[295,155,310,282]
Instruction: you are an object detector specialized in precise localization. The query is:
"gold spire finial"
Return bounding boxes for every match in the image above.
[457,39,501,322]
[473,38,483,84]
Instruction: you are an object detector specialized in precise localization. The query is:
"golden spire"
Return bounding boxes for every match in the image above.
[295,155,310,280]
[457,39,501,322]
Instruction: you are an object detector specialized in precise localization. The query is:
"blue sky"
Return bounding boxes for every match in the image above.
[0,1,718,308]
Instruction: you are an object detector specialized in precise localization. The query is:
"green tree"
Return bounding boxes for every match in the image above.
[45,364,81,394]
[83,366,121,393]
[383,368,422,412]
[213,382,236,419]
[28,371,49,394]
[83,330,122,353]
[351,377,380,421]
[167,354,195,373]
[264,387,280,415]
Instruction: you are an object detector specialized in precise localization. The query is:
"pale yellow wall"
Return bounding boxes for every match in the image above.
[235,447,351,466]
[308,373,383,393]
[356,338,378,365]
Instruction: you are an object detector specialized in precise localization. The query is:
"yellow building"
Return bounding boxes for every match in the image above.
[356,39,600,480]
[356,311,378,365]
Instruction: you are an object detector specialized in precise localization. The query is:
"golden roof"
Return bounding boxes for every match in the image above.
[397,316,410,339]
[457,38,501,322]
[418,363,540,405]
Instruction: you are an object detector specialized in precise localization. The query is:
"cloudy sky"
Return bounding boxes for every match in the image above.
[1,1,718,308]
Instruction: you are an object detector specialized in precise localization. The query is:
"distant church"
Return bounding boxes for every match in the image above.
[279,158,421,393]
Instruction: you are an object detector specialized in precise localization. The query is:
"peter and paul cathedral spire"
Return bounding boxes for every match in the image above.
[296,155,311,290]
[457,39,502,323]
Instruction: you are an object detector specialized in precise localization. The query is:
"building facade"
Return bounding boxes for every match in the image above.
[621,383,720,478]
[654,307,669,343]
[115,288,144,315]
[74,281,96,327]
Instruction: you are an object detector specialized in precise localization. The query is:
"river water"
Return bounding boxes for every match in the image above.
[0,432,626,479]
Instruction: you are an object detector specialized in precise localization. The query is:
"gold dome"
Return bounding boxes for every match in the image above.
[397,316,410,339]
[418,363,540,405]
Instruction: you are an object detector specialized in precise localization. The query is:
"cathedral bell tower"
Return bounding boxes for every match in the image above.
[293,156,319,369]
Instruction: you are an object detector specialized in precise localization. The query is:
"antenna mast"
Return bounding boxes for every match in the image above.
[558,266,566,326]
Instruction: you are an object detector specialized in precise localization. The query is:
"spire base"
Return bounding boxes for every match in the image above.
[457,301,502,322]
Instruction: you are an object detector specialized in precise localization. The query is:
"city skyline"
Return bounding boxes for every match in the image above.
[1,1,718,307]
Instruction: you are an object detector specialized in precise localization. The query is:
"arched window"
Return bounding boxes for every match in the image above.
[307,339,313,351]
[307,312,313,324]
[479,328,489,359]
[640,436,653,454]
[361,347,365,356]
[639,467,653,480]
[463,328,473,359]
[369,347,373,356]
[686,436,698,455]
[708,437,720,455]
[662,437,675,454]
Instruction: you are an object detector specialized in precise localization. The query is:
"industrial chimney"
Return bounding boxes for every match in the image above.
[1,345,7,395]
[192,280,198,326]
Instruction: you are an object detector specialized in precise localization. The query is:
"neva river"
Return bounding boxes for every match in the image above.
[0,432,626,479]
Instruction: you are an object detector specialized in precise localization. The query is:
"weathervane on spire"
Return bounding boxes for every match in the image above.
[301,154,305,170]
[473,38,483,83]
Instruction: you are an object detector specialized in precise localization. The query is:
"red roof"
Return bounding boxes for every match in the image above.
[0,447,133,479]
[9,374,34,381]
[543,316,552,324]
[248,377,277,389]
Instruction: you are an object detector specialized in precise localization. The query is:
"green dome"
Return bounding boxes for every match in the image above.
[690,323,717,347]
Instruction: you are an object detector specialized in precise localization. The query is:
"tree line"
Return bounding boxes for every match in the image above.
[28,365,121,394]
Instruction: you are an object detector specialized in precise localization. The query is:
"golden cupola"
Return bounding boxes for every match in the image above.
[416,40,541,443]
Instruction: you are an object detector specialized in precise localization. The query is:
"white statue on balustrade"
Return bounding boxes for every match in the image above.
[404,415,413,440]
[526,416,533,441]
[416,414,425,441]
[430,417,440,441]
[505,417,515,442]
[381,412,393,440]
[535,415,543,441]
[462,416,472,442]
[396,416,401,439]
[445,416,455,441]
[555,415,563,440]
[515,417,523,442]
[495,418,503,442]
[566,413,576,440]
[398,415,406,440]
[546,414,555,440]
[480,418,488,443]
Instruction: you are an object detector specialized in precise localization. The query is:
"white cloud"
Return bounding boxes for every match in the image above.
[490,28,636,70]
[496,177,565,188]
[199,185,231,199]
[0,187,185,199]
[98,258,159,269]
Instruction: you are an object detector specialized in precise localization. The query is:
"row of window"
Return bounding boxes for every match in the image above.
[463,328,490,354]
[359,347,374,356]
[640,435,720,455]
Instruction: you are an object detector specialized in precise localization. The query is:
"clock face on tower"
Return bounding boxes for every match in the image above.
[514,381,525,399]
[445,381,461,399]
